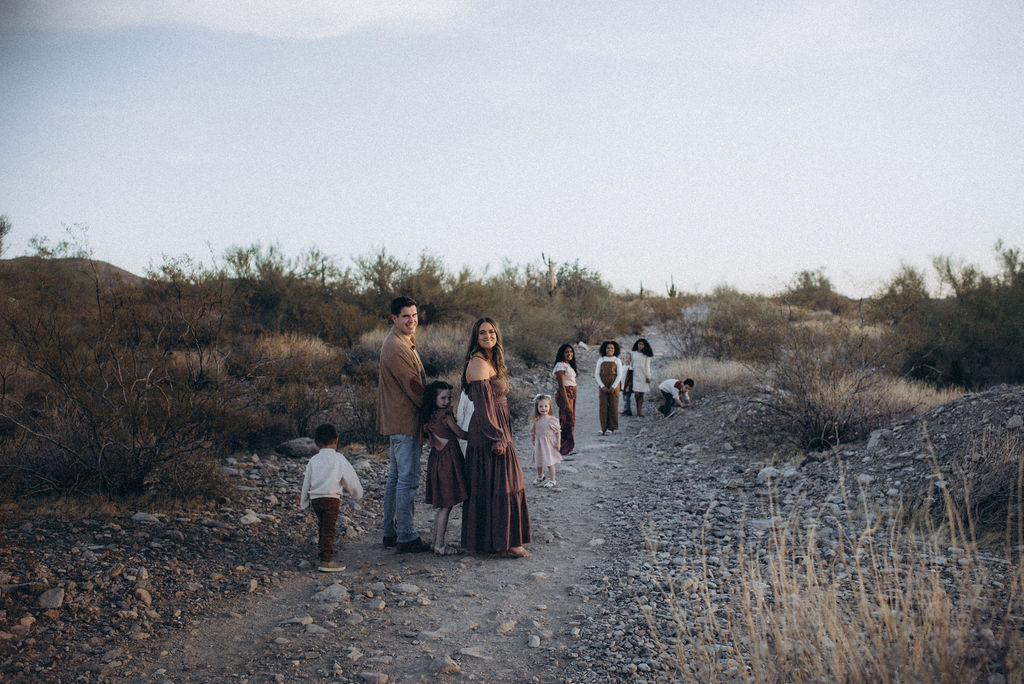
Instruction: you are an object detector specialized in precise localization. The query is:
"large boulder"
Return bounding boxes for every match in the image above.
[275,437,318,459]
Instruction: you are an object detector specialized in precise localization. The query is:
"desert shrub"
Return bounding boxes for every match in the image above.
[228,333,347,441]
[884,242,1024,389]
[938,428,1024,540]
[753,320,907,450]
[0,259,233,498]
[506,378,535,431]
[0,214,9,257]
[415,323,467,376]
[554,261,614,343]
[782,267,851,314]
[353,248,413,319]
[329,383,385,450]
[704,287,787,362]
[647,295,707,358]
[344,328,388,383]
[145,452,227,500]
[504,305,570,366]
[606,296,651,336]
[646,488,1024,683]
[870,262,930,327]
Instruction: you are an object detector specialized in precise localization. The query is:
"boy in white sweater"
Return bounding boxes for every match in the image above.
[299,424,364,572]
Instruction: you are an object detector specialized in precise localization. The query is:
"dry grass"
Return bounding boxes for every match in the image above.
[657,356,958,412]
[645,475,1024,683]
[415,323,467,376]
[661,357,758,398]
[358,327,388,351]
[252,332,339,365]
[873,376,962,413]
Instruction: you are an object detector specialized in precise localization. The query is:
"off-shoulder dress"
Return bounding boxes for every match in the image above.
[460,376,531,553]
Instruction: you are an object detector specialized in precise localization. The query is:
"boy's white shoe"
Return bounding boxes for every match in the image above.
[532,476,546,486]
[542,479,556,488]
[318,561,344,572]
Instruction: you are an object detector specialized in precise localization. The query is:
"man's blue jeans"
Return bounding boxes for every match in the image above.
[382,434,420,543]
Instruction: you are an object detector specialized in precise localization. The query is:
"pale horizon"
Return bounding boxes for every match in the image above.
[2,1,1022,298]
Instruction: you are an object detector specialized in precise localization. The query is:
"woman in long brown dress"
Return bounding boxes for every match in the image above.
[460,317,531,558]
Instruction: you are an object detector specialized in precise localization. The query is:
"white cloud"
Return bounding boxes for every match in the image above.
[0,0,471,38]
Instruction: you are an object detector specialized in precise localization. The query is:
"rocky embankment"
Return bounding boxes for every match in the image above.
[562,383,1024,681]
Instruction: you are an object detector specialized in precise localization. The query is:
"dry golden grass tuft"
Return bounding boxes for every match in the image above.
[645,475,1024,683]
[661,357,758,398]
[253,332,339,365]
[868,376,963,414]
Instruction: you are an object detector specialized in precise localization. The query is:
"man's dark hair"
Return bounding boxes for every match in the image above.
[314,423,339,447]
[682,378,695,388]
[391,296,417,316]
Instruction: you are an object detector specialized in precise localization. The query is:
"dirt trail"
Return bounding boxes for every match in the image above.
[107,358,637,683]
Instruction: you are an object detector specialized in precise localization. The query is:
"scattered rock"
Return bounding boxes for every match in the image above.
[312,584,350,603]
[134,588,152,606]
[131,512,160,523]
[430,654,461,674]
[238,510,261,525]
[357,673,388,684]
[38,587,64,609]
[390,583,420,595]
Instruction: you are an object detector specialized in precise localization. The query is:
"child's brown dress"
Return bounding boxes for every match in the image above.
[424,407,469,509]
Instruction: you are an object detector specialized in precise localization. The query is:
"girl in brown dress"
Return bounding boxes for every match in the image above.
[460,317,532,558]
[420,380,469,556]
[552,343,578,455]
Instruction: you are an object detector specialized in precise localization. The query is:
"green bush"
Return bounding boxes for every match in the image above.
[904,243,1024,388]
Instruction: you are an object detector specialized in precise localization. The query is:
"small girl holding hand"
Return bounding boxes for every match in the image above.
[530,394,561,488]
[421,380,469,555]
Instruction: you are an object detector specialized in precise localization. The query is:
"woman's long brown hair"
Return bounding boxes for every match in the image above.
[461,316,508,391]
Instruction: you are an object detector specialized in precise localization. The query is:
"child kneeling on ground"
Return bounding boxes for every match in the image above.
[658,378,694,417]
[299,423,364,572]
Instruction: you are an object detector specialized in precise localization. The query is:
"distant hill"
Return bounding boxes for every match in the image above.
[0,256,145,287]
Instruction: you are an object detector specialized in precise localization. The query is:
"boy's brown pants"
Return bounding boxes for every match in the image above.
[310,497,340,562]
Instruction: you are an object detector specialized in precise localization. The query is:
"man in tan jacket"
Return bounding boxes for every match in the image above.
[377,296,430,553]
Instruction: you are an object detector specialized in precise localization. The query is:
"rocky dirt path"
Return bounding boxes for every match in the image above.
[101,352,640,683]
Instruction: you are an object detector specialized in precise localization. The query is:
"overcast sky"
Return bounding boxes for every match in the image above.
[2,1,1022,297]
